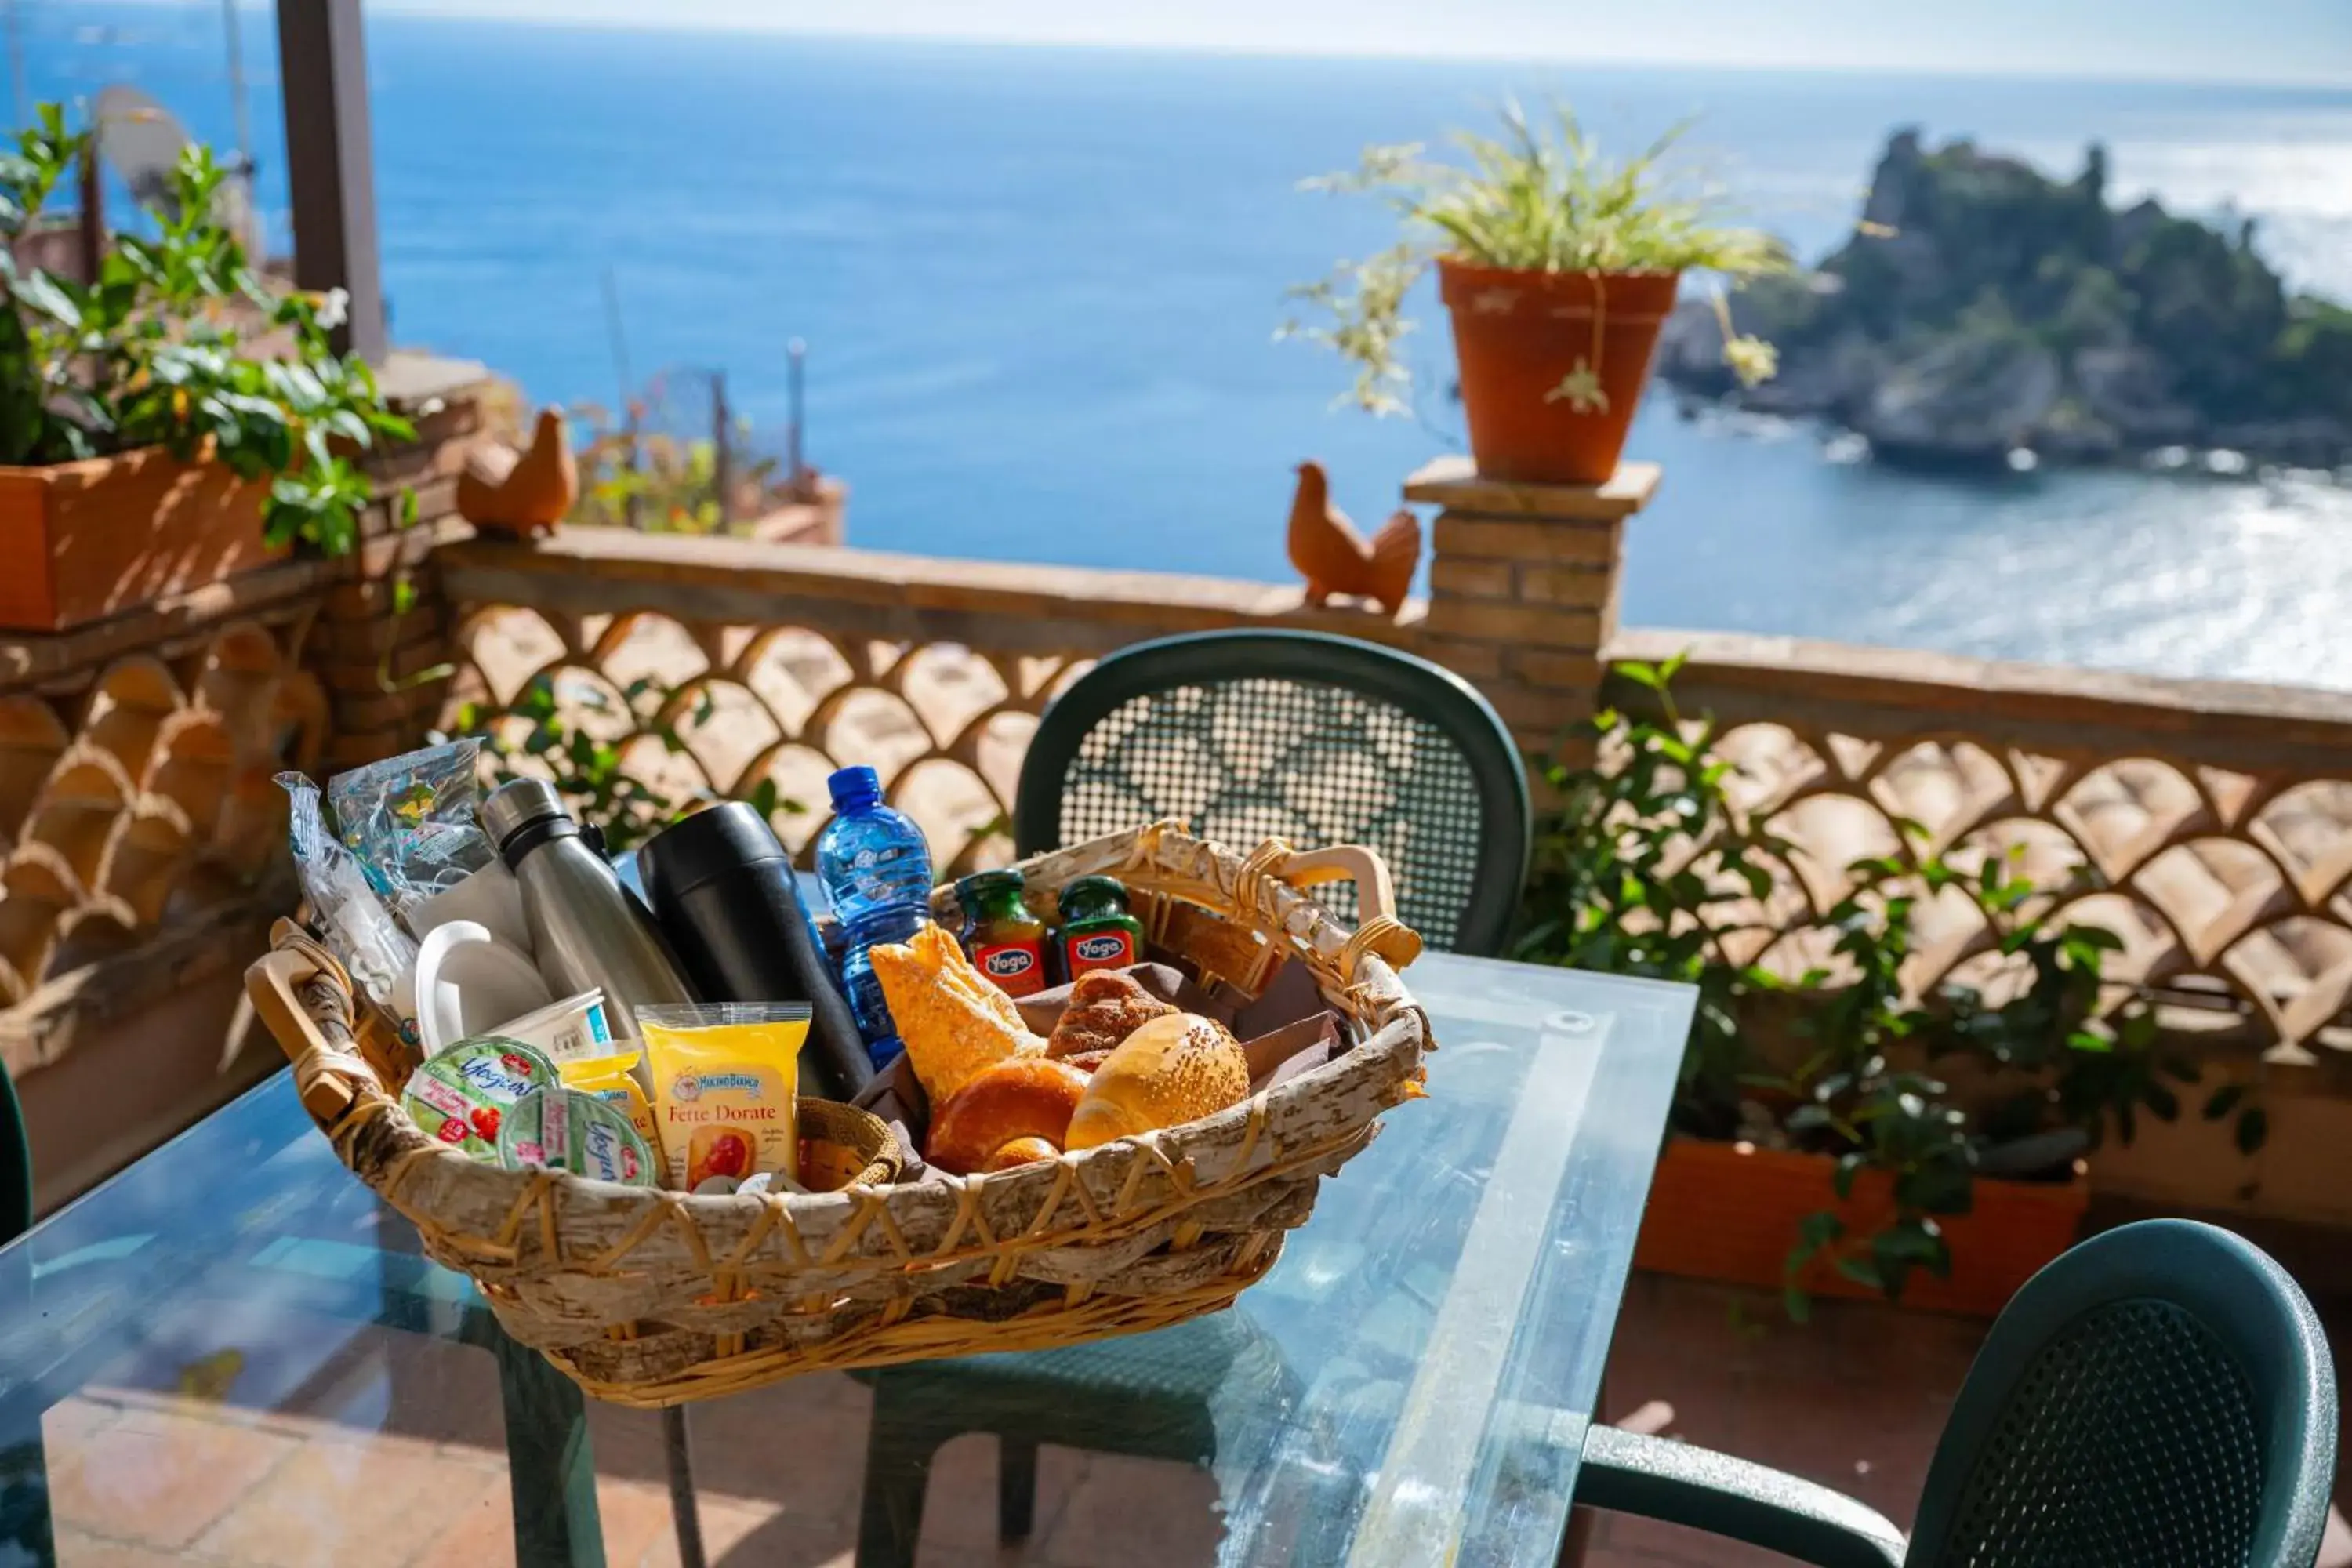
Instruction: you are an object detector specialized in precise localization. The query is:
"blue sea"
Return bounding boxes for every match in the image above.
[28,8,2352,687]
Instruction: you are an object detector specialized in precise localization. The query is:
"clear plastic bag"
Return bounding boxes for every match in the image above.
[279,771,417,1018]
[327,740,495,921]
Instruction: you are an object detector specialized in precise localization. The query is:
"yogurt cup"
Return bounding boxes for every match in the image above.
[490,989,615,1065]
[401,1036,559,1160]
[498,1086,657,1187]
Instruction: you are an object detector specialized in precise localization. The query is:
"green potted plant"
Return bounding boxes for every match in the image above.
[1514,657,2267,1317]
[1285,103,1789,485]
[0,104,415,632]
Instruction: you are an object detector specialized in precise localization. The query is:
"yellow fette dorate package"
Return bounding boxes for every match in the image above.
[557,1047,665,1168]
[638,1004,809,1191]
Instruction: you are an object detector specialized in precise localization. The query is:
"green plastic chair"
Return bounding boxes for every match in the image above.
[1575,1219,2339,1566]
[1014,628,1531,955]
[849,632,1525,1562]
[852,1313,1294,1566]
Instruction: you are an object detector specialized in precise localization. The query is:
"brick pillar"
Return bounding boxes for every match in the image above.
[1404,456,1659,767]
[308,376,485,771]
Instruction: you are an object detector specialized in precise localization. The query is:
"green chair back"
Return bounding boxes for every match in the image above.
[1015,630,1531,955]
[1907,1218,2337,1567]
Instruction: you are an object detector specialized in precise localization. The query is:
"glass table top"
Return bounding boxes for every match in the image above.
[0,953,1691,1567]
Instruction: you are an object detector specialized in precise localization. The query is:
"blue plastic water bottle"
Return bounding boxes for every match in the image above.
[838,904,924,1069]
[815,767,935,1065]
[815,767,935,927]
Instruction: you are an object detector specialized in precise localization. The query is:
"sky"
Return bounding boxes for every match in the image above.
[354,0,2352,86]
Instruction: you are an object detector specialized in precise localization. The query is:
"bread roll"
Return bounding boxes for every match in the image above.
[982,1137,1059,1172]
[925,1057,1089,1174]
[1046,969,1177,1058]
[874,923,1044,1103]
[1065,1013,1250,1151]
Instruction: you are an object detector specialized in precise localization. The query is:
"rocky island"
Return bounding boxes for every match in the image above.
[1657,129,2352,470]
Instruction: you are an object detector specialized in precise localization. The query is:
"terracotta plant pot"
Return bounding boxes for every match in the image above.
[0,446,279,632]
[1633,1135,2087,1318]
[1439,258,1679,485]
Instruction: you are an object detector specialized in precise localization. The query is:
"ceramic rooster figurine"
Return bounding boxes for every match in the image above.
[1287,460,1421,615]
[456,408,576,537]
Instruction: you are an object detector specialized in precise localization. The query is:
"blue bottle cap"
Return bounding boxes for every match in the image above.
[827,765,882,811]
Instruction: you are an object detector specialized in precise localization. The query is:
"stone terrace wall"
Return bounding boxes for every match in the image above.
[0,358,485,1209]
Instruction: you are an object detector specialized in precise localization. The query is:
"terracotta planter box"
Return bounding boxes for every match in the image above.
[1634,1135,2088,1317]
[0,446,280,632]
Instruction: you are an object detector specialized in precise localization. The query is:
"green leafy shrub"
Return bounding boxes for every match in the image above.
[1515,657,2266,1317]
[1513,652,1783,1134]
[448,675,797,854]
[0,103,412,552]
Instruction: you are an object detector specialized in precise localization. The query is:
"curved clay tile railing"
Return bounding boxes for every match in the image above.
[1607,629,2352,1069]
[440,533,2352,1072]
[0,614,325,1007]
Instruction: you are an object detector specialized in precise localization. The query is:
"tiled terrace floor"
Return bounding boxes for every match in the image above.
[39,1271,2352,1566]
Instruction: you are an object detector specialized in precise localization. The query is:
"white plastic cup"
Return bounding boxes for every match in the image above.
[490,990,616,1064]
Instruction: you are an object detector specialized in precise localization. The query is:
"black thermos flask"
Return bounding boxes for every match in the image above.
[636,803,873,1100]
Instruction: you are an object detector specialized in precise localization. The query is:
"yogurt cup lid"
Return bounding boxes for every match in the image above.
[498,1086,657,1188]
[401,1035,560,1160]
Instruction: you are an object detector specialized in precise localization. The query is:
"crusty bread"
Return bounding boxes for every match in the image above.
[1065,1013,1250,1151]
[981,1137,1058,1172]
[924,1056,1089,1174]
[1046,969,1178,1058]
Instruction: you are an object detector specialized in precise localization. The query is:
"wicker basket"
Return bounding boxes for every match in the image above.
[245,822,1429,1407]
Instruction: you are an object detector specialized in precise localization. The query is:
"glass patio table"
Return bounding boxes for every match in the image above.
[0,953,1690,1567]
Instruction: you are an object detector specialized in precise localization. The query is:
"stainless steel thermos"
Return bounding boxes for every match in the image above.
[480,778,697,1040]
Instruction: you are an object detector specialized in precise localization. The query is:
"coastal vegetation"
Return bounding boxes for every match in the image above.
[1660,129,2352,469]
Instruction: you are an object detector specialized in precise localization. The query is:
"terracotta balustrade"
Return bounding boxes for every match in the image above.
[0,355,485,1207]
[1606,627,2352,1078]
[15,429,2352,1221]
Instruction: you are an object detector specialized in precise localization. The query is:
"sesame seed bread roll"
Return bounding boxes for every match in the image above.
[1064,1013,1250,1151]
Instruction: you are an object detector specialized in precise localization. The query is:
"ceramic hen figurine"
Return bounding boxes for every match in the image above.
[1286,460,1421,615]
[456,408,576,537]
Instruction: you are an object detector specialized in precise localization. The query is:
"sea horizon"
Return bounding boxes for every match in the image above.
[27,9,2352,688]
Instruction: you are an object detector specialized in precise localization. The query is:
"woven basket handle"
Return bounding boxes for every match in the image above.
[1271,843,1422,971]
[1275,844,1395,921]
[245,928,374,1127]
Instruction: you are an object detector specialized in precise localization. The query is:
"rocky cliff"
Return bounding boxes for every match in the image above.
[1657,129,2352,468]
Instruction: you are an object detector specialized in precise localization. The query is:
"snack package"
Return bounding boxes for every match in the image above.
[639,1004,812,1190]
[328,740,495,923]
[279,770,418,1026]
[558,1045,664,1166]
[498,1086,658,1187]
[401,1035,560,1160]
